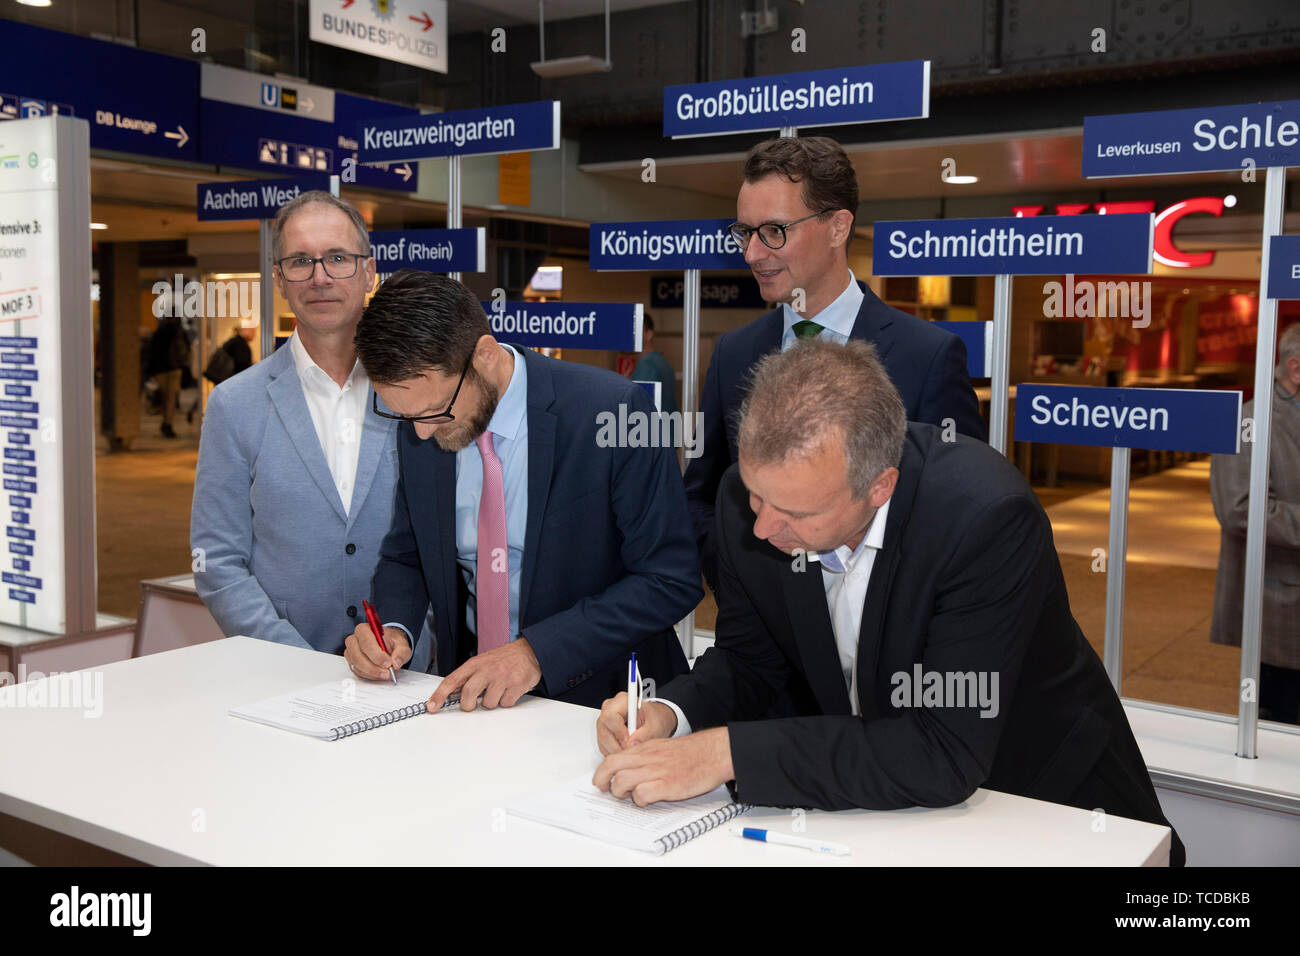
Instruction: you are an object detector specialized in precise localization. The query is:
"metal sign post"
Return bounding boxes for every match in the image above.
[988,273,1013,455]
[448,155,462,281]
[1237,166,1286,758]
[679,267,702,657]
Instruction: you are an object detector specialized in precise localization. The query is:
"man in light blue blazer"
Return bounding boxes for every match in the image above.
[190,191,403,656]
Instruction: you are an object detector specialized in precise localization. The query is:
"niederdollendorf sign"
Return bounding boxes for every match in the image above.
[1015,384,1241,454]
[663,60,929,139]
[482,302,641,351]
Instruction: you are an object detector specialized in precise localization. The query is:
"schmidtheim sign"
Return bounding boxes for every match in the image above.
[1267,235,1300,300]
[196,176,330,221]
[369,228,485,275]
[1083,100,1300,177]
[1012,196,1236,269]
[663,61,929,139]
[482,302,642,351]
[1016,384,1241,454]
[590,219,748,271]
[357,101,560,163]
[873,214,1152,276]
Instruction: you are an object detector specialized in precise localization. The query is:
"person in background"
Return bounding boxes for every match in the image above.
[630,313,678,415]
[148,315,190,438]
[191,191,403,656]
[683,136,986,593]
[203,324,255,386]
[1211,322,1300,724]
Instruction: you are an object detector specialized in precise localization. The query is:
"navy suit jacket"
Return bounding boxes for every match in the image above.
[371,347,702,708]
[683,283,986,590]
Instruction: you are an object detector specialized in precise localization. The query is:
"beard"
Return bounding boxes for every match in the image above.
[433,372,500,453]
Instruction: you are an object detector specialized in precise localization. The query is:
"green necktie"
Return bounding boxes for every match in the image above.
[792,319,824,340]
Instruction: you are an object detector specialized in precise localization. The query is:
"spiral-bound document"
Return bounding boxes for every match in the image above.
[507,775,750,854]
[230,671,449,740]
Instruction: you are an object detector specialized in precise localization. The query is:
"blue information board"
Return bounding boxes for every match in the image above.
[484,302,641,351]
[650,275,765,309]
[1083,100,1300,177]
[873,214,1152,276]
[1015,384,1241,454]
[196,176,331,221]
[0,20,199,162]
[370,229,486,274]
[590,219,747,271]
[1267,235,1300,300]
[933,321,992,378]
[663,61,929,139]
[357,101,560,163]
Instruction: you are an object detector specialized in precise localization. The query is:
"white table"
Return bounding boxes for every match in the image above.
[0,637,1171,866]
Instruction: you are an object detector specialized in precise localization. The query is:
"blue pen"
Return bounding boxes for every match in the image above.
[733,826,851,856]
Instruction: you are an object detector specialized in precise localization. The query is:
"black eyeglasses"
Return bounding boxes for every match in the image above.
[372,352,474,425]
[276,252,367,282]
[728,209,836,251]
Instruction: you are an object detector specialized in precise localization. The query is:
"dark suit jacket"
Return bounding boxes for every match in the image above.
[371,347,701,708]
[662,423,1185,865]
[683,283,987,590]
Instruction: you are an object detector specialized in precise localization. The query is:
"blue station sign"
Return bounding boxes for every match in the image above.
[1015,384,1241,454]
[483,302,641,352]
[663,61,929,138]
[1083,100,1300,177]
[357,100,560,163]
[873,214,1153,276]
[590,219,747,271]
[196,176,331,221]
[370,229,486,275]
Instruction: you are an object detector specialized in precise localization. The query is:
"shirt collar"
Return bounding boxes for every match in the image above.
[485,343,527,441]
[289,329,366,392]
[781,269,863,338]
[813,497,891,573]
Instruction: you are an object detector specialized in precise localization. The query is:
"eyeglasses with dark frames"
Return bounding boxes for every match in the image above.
[276,252,368,282]
[727,209,837,251]
[371,351,474,425]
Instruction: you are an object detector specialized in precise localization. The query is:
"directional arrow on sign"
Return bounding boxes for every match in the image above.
[396,163,412,182]
[409,11,434,31]
[301,96,315,113]
[164,125,189,148]
[342,0,354,7]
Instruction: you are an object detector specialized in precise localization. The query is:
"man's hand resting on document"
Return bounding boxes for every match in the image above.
[427,637,542,712]
[344,623,411,680]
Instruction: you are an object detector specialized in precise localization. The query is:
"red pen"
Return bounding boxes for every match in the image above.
[362,599,397,684]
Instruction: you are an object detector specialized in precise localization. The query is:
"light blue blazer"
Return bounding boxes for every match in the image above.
[190,342,405,658]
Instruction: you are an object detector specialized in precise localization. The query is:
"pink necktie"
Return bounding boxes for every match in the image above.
[475,432,510,653]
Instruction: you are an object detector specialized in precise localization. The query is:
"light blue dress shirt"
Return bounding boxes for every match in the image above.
[779,269,864,352]
[454,344,529,642]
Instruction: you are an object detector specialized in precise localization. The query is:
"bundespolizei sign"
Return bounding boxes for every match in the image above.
[484,302,642,352]
[590,219,747,271]
[1083,100,1300,177]
[663,61,929,138]
[196,176,330,221]
[1267,235,1300,300]
[357,100,560,163]
[370,228,485,275]
[1015,385,1241,454]
[873,214,1153,276]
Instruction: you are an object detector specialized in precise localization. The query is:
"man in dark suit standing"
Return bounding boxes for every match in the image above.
[685,136,985,590]
[344,270,701,711]
[594,339,1185,866]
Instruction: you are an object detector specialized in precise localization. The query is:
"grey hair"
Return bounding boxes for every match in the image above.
[1279,323,1300,368]
[737,338,906,499]
[271,190,371,261]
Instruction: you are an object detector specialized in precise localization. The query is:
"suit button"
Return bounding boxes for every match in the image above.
[347,605,357,618]
[345,543,356,555]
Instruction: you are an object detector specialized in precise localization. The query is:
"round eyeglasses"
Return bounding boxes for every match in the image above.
[727,209,837,251]
[276,253,367,282]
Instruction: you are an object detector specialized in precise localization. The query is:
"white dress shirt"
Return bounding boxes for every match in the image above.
[289,330,369,516]
[661,498,892,735]
[779,269,864,351]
